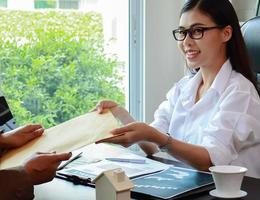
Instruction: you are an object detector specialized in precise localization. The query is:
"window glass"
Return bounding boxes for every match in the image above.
[34,0,56,9]
[0,0,128,128]
[0,0,7,7]
[59,0,79,9]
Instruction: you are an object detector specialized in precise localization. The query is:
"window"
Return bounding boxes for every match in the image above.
[34,0,79,9]
[0,0,130,127]
[0,0,7,7]
[59,0,79,9]
[34,0,56,9]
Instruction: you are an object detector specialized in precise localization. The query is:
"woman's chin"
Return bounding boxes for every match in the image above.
[187,62,200,71]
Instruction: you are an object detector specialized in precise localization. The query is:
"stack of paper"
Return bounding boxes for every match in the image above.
[57,143,169,180]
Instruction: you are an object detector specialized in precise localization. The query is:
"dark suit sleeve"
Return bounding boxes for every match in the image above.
[0,166,34,200]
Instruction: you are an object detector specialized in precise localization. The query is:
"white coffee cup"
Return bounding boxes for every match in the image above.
[209,165,247,197]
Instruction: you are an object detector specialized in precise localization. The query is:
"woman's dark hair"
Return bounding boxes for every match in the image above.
[181,0,258,90]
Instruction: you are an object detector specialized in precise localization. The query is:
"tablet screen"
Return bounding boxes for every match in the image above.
[0,96,16,133]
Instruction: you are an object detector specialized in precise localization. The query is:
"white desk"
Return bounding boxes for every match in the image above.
[35,178,95,200]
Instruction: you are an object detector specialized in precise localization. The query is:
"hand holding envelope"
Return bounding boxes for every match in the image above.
[0,110,119,170]
[95,132,126,143]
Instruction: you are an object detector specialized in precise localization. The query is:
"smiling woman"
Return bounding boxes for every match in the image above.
[92,0,260,179]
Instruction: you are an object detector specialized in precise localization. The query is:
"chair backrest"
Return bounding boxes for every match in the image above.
[241,16,260,89]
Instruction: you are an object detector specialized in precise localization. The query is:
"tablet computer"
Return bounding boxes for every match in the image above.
[0,95,16,133]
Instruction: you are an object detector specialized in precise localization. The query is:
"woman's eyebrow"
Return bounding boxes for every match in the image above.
[178,23,205,29]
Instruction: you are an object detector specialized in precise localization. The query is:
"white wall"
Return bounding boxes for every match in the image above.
[8,0,34,10]
[231,0,258,22]
[144,0,184,123]
[143,0,259,123]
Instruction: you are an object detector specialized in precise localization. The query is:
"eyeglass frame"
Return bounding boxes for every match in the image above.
[172,25,225,41]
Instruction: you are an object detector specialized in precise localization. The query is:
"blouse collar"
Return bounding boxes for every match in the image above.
[181,59,232,103]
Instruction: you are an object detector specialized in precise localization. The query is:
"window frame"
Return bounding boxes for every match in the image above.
[129,0,144,121]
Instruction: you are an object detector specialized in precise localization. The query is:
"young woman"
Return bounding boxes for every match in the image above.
[94,0,260,178]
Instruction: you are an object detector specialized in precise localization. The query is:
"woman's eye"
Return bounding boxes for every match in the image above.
[192,28,203,35]
[179,30,186,35]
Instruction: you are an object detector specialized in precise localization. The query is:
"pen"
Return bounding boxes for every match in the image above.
[58,152,83,170]
[105,157,146,164]
[56,173,94,187]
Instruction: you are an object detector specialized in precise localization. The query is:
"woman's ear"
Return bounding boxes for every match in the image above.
[222,25,233,42]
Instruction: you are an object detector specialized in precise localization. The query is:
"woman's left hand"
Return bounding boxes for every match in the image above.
[95,122,161,147]
[0,124,44,149]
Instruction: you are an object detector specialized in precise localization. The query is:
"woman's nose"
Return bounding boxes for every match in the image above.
[182,33,194,46]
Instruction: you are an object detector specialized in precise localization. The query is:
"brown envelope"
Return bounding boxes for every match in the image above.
[0,110,119,169]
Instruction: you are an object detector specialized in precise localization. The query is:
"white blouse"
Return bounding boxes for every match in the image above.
[150,60,260,178]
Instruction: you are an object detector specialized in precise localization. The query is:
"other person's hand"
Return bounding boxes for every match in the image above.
[0,124,44,149]
[23,152,72,185]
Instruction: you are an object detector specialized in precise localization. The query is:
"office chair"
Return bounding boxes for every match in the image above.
[241,16,260,92]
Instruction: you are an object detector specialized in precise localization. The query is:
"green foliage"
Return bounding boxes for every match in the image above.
[0,10,125,128]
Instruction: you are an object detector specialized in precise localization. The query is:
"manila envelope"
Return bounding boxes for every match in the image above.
[0,110,119,169]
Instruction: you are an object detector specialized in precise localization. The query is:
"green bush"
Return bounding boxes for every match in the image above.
[0,10,125,128]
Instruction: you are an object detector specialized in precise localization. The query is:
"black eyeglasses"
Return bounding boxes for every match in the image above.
[172,25,224,41]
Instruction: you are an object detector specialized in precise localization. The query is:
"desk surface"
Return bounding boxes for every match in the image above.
[34,156,260,200]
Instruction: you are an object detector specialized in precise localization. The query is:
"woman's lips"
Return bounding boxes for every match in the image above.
[185,49,200,59]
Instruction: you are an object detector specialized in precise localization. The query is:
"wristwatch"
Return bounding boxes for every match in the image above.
[159,133,173,152]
